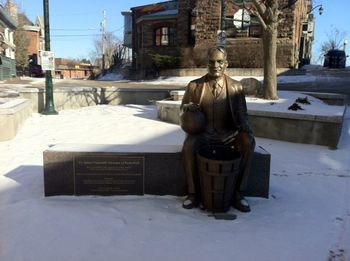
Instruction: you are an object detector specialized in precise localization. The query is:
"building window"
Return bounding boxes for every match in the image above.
[4,28,9,40]
[154,27,176,46]
[225,9,262,38]
[248,16,262,37]
[233,9,251,31]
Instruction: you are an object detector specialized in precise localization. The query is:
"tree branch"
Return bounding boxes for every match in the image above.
[252,0,267,29]
[253,0,266,16]
[250,8,267,29]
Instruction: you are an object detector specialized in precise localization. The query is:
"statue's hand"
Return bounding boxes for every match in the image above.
[182,102,200,112]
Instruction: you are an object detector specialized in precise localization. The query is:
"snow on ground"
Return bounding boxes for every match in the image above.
[0,99,349,261]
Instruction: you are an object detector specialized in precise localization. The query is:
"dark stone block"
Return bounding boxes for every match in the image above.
[43,152,75,196]
[245,146,270,198]
[43,145,187,197]
[43,144,270,198]
[144,152,186,195]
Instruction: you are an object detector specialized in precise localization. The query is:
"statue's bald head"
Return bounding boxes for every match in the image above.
[207,46,227,60]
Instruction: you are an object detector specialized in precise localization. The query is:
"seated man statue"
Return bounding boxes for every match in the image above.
[181,46,255,212]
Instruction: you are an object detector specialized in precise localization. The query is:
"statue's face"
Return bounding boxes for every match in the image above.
[207,50,228,78]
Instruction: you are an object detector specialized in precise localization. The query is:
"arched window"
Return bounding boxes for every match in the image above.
[154,27,176,46]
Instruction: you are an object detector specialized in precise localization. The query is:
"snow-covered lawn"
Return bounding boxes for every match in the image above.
[0,103,349,261]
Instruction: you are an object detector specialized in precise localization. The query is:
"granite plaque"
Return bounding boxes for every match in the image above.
[74,155,144,195]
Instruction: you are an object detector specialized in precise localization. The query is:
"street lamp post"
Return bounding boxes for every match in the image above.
[308,4,323,15]
[42,0,57,115]
[300,4,323,66]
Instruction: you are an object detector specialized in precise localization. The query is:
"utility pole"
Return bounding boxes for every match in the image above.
[217,0,227,47]
[42,0,57,115]
[220,0,226,31]
[101,10,106,75]
[344,39,348,51]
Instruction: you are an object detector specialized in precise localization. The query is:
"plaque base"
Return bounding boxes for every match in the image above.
[43,144,270,198]
[74,155,145,195]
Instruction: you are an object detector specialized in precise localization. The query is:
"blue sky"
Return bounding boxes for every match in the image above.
[22,0,152,60]
[22,0,349,64]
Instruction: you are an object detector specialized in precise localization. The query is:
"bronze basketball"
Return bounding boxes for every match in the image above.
[180,110,206,135]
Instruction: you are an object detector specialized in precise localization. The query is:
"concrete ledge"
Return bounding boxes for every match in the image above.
[248,112,344,147]
[168,90,347,105]
[303,92,347,106]
[19,87,172,113]
[156,97,346,148]
[0,99,32,141]
[43,144,270,198]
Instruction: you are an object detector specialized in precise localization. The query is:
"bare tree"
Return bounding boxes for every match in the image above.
[89,31,121,70]
[14,27,30,75]
[248,0,281,100]
[247,0,305,100]
[14,11,31,75]
[318,28,347,61]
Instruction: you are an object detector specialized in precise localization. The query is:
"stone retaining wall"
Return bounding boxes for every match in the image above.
[19,88,173,113]
[0,99,32,141]
[156,92,346,148]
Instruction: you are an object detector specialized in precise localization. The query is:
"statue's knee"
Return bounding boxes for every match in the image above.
[183,135,199,152]
[235,132,255,153]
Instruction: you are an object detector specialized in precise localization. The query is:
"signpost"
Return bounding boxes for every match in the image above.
[218,0,227,47]
[217,30,227,47]
[41,51,55,71]
[42,0,58,115]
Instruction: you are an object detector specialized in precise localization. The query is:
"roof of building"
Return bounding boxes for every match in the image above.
[18,12,33,26]
[23,25,40,32]
[0,5,17,29]
[36,16,44,27]
[132,0,178,23]
[130,0,177,11]
[136,9,178,23]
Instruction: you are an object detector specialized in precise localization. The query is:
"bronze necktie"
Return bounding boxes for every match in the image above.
[213,82,220,97]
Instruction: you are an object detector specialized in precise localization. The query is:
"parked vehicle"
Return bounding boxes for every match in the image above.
[323,49,348,68]
[29,64,44,77]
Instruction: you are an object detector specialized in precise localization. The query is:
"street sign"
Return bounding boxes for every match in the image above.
[41,51,55,71]
[217,30,227,46]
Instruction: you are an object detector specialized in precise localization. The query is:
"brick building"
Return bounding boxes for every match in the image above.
[5,0,45,76]
[123,0,314,75]
[20,15,45,67]
[54,58,94,79]
[0,3,16,80]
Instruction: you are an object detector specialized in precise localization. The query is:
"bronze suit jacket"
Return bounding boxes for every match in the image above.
[181,74,252,133]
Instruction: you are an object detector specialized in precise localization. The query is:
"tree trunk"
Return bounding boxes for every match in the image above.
[263,24,278,100]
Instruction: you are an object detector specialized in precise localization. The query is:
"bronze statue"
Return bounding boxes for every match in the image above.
[180,46,255,212]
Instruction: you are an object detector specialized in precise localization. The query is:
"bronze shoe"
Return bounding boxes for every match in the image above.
[182,194,199,209]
